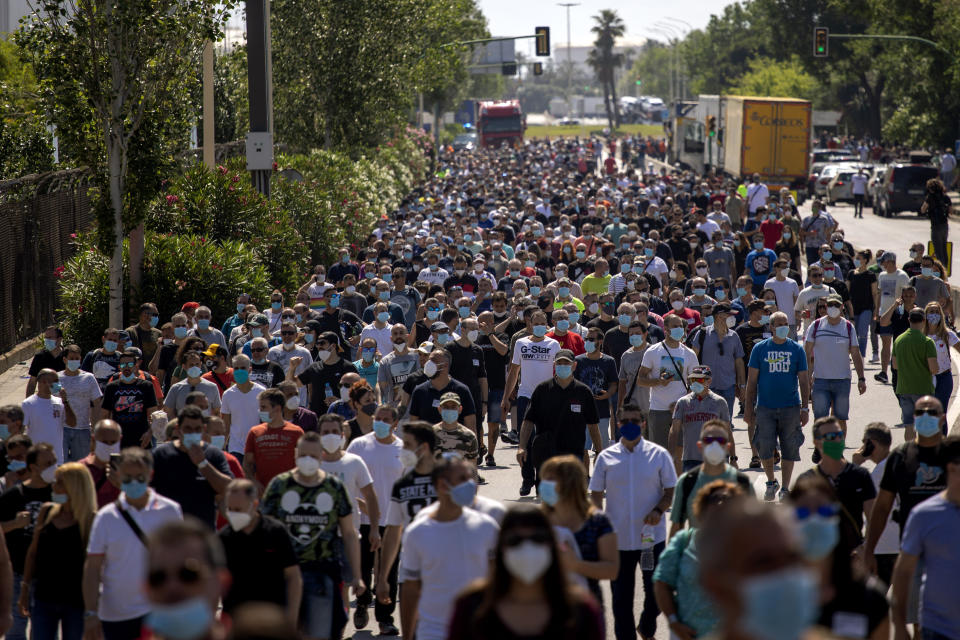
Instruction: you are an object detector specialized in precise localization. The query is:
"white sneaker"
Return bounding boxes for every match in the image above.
[869,354,880,363]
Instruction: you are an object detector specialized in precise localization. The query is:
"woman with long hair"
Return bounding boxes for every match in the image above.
[732,232,750,278]
[346,381,376,443]
[539,455,618,609]
[446,506,604,640]
[788,475,889,640]
[922,301,959,412]
[846,249,878,358]
[18,463,97,640]
[774,222,802,272]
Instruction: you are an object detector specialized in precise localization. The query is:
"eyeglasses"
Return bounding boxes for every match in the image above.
[502,531,552,547]
[914,408,941,417]
[795,504,839,520]
[281,331,296,336]
[147,558,207,589]
[118,363,136,369]
[701,436,727,445]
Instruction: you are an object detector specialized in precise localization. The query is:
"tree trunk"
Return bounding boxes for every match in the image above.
[603,73,614,130]
[108,138,124,330]
[610,70,620,128]
[129,222,144,309]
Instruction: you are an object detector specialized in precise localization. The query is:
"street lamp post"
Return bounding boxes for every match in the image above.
[558,3,579,118]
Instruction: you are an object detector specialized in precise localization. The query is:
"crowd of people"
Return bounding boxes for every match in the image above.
[0,136,958,640]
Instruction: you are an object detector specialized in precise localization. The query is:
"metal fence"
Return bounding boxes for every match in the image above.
[0,169,94,354]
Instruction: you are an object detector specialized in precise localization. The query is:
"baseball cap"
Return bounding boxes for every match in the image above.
[439,392,461,406]
[181,301,200,312]
[712,303,732,315]
[248,313,268,326]
[555,349,575,363]
[202,344,224,358]
[688,365,712,379]
[318,331,340,347]
[430,321,449,333]
[417,341,435,355]
[826,294,843,305]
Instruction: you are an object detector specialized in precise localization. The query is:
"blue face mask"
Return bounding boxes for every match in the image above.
[753,241,764,250]
[629,334,644,347]
[104,339,118,351]
[737,287,748,297]
[51,492,68,505]
[915,414,941,437]
[556,320,570,331]
[644,248,654,257]
[373,420,392,438]
[558,287,570,298]
[822,250,833,260]
[458,306,471,318]
[799,515,839,560]
[555,364,573,379]
[618,314,633,326]
[568,313,580,325]
[382,273,393,282]
[145,596,213,640]
[538,479,559,506]
[532,325,548,338]
[921,267,934,277]
[379,291,390,301]
[440,408,459,424]
[621,264,631,274]
[426,309,440,320]
[715,289,727,300]
[187,366,203,379]
[703,316,715,327]
[122,479,148,500]
[182,432,203,448]
[529,286,541,296]
[669,327,685,341]
[197,319,210,330]
[740,568,819,640]
[50,382,62,395]
[449,479,477,507]
[576,251,586,259]
[304,333,315,344]
[329,296,340,309]
[362,348,376,361]
[775,325,790,339]
[584,340,597,353]
[233,369,249,384]
[527,260,537,269]
[8,459,26,472]
[258,410,271,423]
[0,424,9,440]
[436,333,451,345]
[619,421,642,441]
[690,381,705,394]
[403,252,413,260]
[693,288,706,296]
[237,303,246,313]
[209,435,225,450]
[173,327,187,339]
[927,313,941,325]
[833,241,843,250]
[44,338,58,351]
[150,315,160,328]
[271,301,282,311]
[761,314,771,325]
[377,311,391,323]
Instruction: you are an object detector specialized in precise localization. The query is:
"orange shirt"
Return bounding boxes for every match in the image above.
[243,422,303,488]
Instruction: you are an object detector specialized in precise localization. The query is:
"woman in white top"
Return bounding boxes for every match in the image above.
[922,301,960,412]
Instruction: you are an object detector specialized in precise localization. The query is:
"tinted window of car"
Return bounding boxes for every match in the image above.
[893,166,937,189]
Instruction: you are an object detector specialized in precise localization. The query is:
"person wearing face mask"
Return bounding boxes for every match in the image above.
[81,420,122,508]
[431,393,479,465]
[26,326,66,399]
[242,389,304,494]
[185,305,227,354]
[351,337,381,391]
[294,331,359,416]
[196,344,234,398]
[398,454,499,640]
[151,406,232,527]
[891,310,939,442]
[794,266,837,335]
[586,293,619,334]
[1,435,31,494]
[216,355,265,463]
[787,476,890,640]
[345,382,380,443]
[408,349,477,432]
[668,367,736,474]
[269,321,314,394]
[446,505,604,640]
[219,479,302,625]
[656,480,747,640]
[744,234,777,297]
[82,447,182,640]
[343,404,405,635]
[474,311,511,464]
[221,294,252,345]
[363,281,407,326]
[56,346,102,463]
[574,328,619,452]
[0,441,56,640]
[260,431,365,639]
[162,351,222,420]
[276,381,318,433]
[589,404,676,640]
[237,313,281,360]
[81,328,123,392]
[921,301,959,412]
[376,324,420,406]
[360,303,398,362]
[22,368,78,465]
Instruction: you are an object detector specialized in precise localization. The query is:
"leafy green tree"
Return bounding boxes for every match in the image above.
[0,39,53,178]
[17,0,232,328]
[728,56,820,101]
[620,41,673,100]
[587,9,626,129]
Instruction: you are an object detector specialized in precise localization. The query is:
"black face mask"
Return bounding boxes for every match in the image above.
[361,402,377,416]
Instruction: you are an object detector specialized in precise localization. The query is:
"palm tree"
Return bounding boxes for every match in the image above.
[588,9,626,129]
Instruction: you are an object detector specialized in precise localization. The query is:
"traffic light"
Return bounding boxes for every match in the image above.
[532,62,543,76]
[706,115,717,137]
[535,26,551,56]
[635,79,642,86]
[814,27,829,57]
[501,62,518,76]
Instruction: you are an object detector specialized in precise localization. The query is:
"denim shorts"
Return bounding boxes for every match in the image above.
[753,405,803,460]
[811,378,851,420]
[486,389,504,423]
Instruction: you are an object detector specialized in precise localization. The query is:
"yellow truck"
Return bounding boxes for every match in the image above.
[720,95,812,201]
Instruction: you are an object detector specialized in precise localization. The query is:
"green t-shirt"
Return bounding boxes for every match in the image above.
[581,274,613,296]
[669,464,754,528]
[260,470,352,566]
[892,329,937,395]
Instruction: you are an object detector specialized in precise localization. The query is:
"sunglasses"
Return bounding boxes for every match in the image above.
[914,408,941,417]
[795,504,839,520]
[502,531,552,548]
[118,363,136,369]
[701,436,727,445]
[817,431,844,441]
[281,331,296,336]
[147,559,207,589]
[250,347,267,353]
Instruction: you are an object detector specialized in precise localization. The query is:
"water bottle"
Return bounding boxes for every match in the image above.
[640,525,655,571]
[324,382,334,399]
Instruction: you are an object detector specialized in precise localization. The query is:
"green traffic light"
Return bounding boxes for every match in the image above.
[635,80,642,85]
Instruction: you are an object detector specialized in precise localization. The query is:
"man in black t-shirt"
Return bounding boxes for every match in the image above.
[408,349,477,433]
[101,349,159,448]
[295,332,359,415]
[476,312,510,463]
[219,478,300,617]
[446,317,487,428]
[26,325,65,397]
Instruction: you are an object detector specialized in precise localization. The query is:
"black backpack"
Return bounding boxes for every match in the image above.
[677,466,752,525]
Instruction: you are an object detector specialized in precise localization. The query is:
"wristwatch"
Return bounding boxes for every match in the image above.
[84,610,98,620]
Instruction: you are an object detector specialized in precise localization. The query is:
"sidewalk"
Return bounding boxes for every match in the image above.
[0,360,30,407]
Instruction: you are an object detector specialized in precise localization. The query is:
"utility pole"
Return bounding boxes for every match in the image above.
[246,0,273,197]
[558,3,579,117]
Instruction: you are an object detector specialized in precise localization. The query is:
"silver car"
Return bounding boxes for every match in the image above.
[814,164,843,197]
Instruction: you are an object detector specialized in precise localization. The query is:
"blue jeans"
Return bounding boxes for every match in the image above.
[585,418,611,450]
[31,599,84,640]
[611,543,665,640]
[62,427,91,462]
[812,378,851,420]
[934,370,953,415]
[8,572,26,640]
[854,310,873,356]
[713,385,737,418]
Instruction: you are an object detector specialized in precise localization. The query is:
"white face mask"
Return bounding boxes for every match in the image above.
[226,510,253,531]
[286,396,300,410]
[826,307,841,318]
[295,455,320,476]
[94,440,121,462]
[392,341,406,353]
[502,541,552,585]
[423,360,438,377]
[399,448,418,469]
[671,300,684,311]
[40,465,57,484]
[340,386,350,401]
[702,441,727,465]
[316,350,331,362]
[725,316,737,328]
[466,330,479,343]
[696,267,708,276]
[320,433,344,453]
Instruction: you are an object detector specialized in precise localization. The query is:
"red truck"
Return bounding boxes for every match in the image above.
[477,100,525,147]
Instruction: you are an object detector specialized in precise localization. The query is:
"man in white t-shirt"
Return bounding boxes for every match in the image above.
[22,369,76,464]
[399,455,499,640]
[746,173,770,218]
[417,254,449,288]
[268,321,313,407]
[763,259,800,333]
[360,306,395,357]
[851,168,869,218]
[220,355,267,459]
[636,315,699,450]
[83,448,182,640]
[59,345,103,461]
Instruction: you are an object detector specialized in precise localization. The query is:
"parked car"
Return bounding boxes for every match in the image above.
[826,170,857,204]
[452,132,478,151]
[814,164,844,198]
[872,162,939,217]
[810,148,857,165]
[865,165,887,207]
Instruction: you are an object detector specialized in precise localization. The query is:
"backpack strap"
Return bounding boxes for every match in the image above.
[678,467,701,525]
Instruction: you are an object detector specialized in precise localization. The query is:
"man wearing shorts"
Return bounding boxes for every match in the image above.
[745,311,810,502]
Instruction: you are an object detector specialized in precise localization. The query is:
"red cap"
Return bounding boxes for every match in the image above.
[181,301,200,311]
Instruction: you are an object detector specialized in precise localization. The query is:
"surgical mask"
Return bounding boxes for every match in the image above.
[449,479,477,507]
[644,248,654,257]
[93,440,120,462]
[378,291,390,301]
[104,339,119,351]
[251,328,263,338]
[833,241,843,250]
[538,479,560,507]
[120,371,136,383]
[914,414,941,437]
[503,541,552,585]
[303,333,315,344]
[122,479,148,499]
[737,287,748,297]
[51,492,68,505]
[258,410,272,422]
[40,465,58,484]
[853,258,861,268]
[373,420,392,438]
[182,432,203,448]
[576,251,586,259]
[800,516,840,560]
[558,287,570,298]
[286,396,300,410]
[703,316,715,327]
[826,307,841,318]
[927,313,941,325]
[197,319,210,330]
[532,325,548,338]
[44,338,58,351]
[340,386,350,401]
[187,366,203,379]
[440,408,459,424]
[321,433,344,453]
[7,459,25,472]
[775,325,790,339]
[629,334,644,347]
[584,340,597,353]
[568,313,580,325]
[783,231,792,239]
[426,309,440,320]
[588,303,599,314]
[296,455,320,476]
[690,381,705,394]
[226,510,252,531]
[329,296,340,308]
[66,359,81,371]
[695,268,708,277]
[466,330,479,343]
[555,320,570,332]
[618,314,633,326]
[669,327,685,341]
[621,264,631,274]
[761,314,771,325]
[362,348,376,363]
[555,364,572,379]
[424,360,438,377]
[399,448,418,469]
[715,289,727,301]
[145,597,213,640]
[237,303,246,313]
[529,286,541,296]
[753,241,764,250]
[702,441,726,465]
[822,250,833,260]
[740,568,819,640]
[458,306,471,318]
[50,382,62,395]
[436,333,451,346]
[316,350,331,362]
[209,435,225,450]
[823,270,835,279]
[233,369,250,384]
[376,310,391,324]
[619,421,642,440]
[671,300,684,311]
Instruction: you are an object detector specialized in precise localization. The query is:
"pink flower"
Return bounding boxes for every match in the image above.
[231,175,240,183]
[217,165,228,175]
[53,266,65,278]
[165,195,179,205]
[69,233,77,239]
